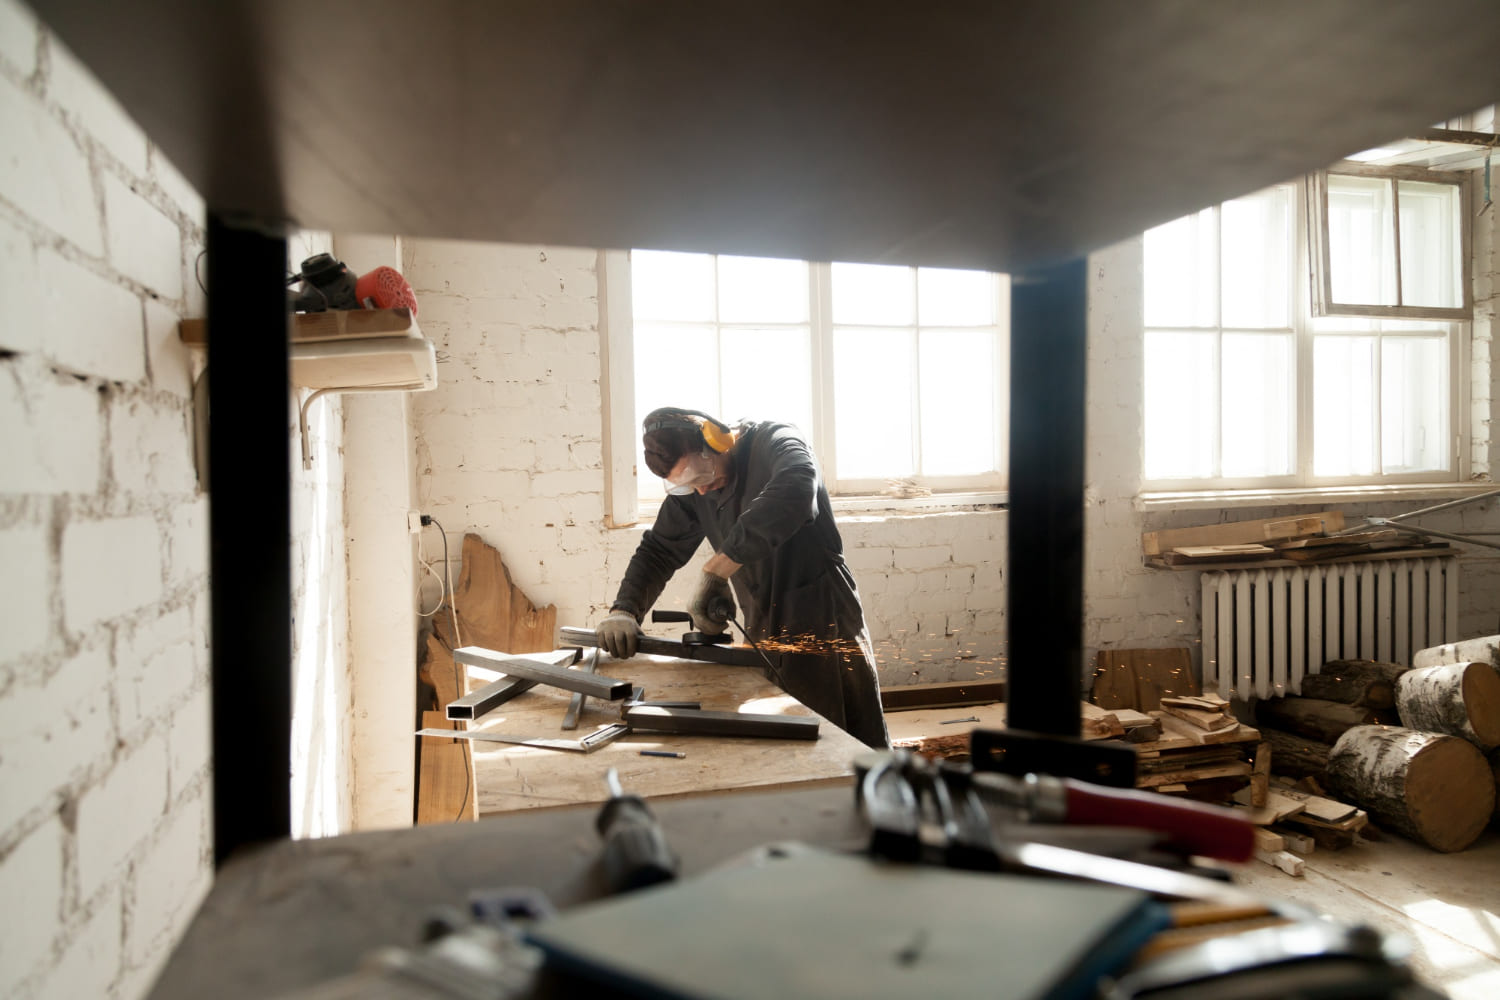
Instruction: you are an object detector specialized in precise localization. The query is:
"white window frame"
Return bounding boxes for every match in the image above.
[1308,163,1473,321]
[1142,177,1470,494]
[600,250,1010,525]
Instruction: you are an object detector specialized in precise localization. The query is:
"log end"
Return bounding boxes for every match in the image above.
[1328,726,1494,853]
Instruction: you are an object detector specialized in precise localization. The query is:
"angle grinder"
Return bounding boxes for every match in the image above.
[651,602,734,646]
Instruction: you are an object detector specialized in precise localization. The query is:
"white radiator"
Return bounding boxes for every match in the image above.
[1201,556,1459,700]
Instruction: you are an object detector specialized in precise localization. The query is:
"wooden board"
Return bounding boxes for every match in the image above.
[880,679,1006,712]
[178,307,416,345]
[417,708,473,825]
[466,654,868,815]
[1144,545,1458,572]
[434,533,557,655]
[1142,511,1343,556]
[884,702,1009,749]
[1092,648,1199,711]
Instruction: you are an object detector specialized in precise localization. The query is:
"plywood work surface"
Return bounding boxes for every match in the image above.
[465,653,866,815]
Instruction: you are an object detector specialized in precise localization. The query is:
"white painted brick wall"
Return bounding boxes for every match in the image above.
[0,73,102,255]
[0,358,104,494]
[104,172,183,300]
[61,514,163,631]
[46,40,149,176]
[0,214,44,353]
[31,888,122,1000]
[76,734,169,901]
[0,525,50,661]
[0,643,115,833]
[116,608,197,734]
[0,818,64,977]
[124,797,210,974]
[39,249,146,381]
[0,4,264,995]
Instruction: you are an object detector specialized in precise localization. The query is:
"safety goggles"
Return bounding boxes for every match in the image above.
[664,450,718,495]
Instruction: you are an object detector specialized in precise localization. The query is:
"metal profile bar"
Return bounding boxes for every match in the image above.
[558,626,766,667]
[560,647,600,730]
[454,646,631,700]
[446,648,579,721]
[622,705,820,740]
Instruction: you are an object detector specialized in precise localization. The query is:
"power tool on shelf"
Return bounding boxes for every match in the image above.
[287,252,419,315]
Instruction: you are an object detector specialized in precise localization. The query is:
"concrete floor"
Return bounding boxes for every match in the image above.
[1234,826,1500,1000]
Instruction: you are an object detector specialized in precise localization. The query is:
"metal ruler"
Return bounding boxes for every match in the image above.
[417,723,629,754]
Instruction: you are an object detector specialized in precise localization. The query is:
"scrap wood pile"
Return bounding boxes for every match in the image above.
[1091,648,1260,799]
[1247,634,1500,856]
[1141,510,1455,569]
[1088,646,1381,878]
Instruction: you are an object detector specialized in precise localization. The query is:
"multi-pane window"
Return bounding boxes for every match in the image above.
[1144,171,1466,489]
[627,251,1009,502]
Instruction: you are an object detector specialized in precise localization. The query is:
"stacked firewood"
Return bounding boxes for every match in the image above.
[1248,635,1500,854]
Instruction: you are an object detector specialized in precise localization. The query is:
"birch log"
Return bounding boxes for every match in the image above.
[1395,661,1500,749]
[1413,635,1500,671]
[1260,727,1331,780]
[1325,725,1494,853]
[1297,660,1408,710]
[1254,696,1398,745]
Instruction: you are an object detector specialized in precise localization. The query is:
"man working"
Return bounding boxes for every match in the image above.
[597,407,889,749]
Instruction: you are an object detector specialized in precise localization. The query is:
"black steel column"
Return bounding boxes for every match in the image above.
[208,215,291,865]
[1006,258,1087,736]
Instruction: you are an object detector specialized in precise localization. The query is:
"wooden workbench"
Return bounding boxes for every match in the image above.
[462,653,868,815]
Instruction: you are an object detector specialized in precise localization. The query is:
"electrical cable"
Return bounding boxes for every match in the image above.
[424,517,463,648]
[418,515,469,822]
[414,528,445,617]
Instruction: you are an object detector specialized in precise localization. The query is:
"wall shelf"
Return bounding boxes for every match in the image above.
[179,307,437,467]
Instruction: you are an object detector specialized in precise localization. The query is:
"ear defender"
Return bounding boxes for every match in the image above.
[698,415,734,453]
[643,408,735,453]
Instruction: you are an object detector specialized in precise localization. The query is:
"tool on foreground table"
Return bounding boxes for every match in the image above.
[854,750,1260,905]
[1103,919,1436,1000]
[417,723,629,753]
[597,767,679,894]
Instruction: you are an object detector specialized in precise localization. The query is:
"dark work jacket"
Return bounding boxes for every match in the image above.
[612,421,890,748]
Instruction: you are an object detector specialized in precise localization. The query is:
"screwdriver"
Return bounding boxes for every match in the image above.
[596,767,678,893]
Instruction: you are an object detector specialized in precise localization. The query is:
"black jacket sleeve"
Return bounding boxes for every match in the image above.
[610,497,706,621]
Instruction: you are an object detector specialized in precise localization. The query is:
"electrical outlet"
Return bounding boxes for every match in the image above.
[407,510,423,534]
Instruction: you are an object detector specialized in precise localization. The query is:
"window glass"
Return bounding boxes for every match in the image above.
[1381,336,1448,473]
[1143,208,1217,328]
[1327,175,1398,306]
[717,255,809,323]
[720,326,814,435]
[1397,181,1463,309]
[632,250,715,321]
[832,263,914,326]
[1221,188,1290,329]
[1144,330,1216,480]
[1221,333,1293,477]
[833,326,914,479]
[1313,335,1378,476]
[917,267,995,326]
[919,328,996,475]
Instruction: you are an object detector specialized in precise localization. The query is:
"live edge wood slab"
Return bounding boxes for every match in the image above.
[462,653,868,815]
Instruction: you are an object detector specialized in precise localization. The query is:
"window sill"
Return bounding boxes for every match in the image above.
[623,489,1009,526]
[1137,481,1495,512]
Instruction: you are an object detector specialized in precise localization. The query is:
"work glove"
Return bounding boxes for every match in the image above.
[597,610,641,659]
[688,572,734,635]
